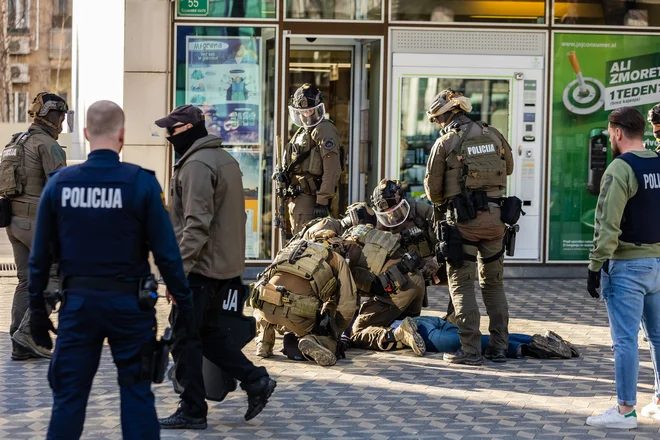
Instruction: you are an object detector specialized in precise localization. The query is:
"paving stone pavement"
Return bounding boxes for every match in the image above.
[0,277,659,439]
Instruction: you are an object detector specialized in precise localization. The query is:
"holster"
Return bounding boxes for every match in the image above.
[504,224,520,257]
[439,221,464,268]
[501,196,525,225]
[138,274,159,311]
[0,198,11,227]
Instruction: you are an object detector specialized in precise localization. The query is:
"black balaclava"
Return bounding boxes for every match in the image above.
[168,121,208,157]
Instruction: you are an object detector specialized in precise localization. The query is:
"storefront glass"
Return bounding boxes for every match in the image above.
[549,33,660,261]
[174,25,277,260]
[177,0,276,19]
[286,0,381,20]
[397,76,510,200]
[554,1,660,26]
[390,0,546,24]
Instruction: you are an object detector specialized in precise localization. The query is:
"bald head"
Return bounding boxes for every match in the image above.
[84,100,125,151]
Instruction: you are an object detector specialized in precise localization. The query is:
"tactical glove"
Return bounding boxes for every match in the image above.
[336,334,351,359]
[587,269,601,299]
[314,204,329,219]
[30,309,56,350]
[397,252,423,273]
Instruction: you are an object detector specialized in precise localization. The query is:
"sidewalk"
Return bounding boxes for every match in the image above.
[0,277,658,439]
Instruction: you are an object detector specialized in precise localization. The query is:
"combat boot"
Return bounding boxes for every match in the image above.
[444,349,484,366]
[11,330,52,359]
[11,341,31,361]
[159,408,207,430]
[241,376,277,421]
[529,330,572,359]
[393,317,426,356]
[256,342,273,358]
[298,337,337,366]
[484,346,506,363]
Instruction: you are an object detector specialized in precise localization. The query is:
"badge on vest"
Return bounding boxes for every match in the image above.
[61,187,123,208]
[643,173,660,189]
[218,278,248,317]
[466,144,496,155]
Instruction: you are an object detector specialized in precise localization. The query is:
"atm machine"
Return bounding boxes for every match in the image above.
[388,30,546,262]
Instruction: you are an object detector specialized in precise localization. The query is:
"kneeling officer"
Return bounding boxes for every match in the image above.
[27,100,193,440]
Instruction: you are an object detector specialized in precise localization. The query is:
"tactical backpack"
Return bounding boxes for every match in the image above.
[0,132,30,197]
[342,224,400,274]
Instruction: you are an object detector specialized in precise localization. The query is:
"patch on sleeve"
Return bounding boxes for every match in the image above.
[160,192,167,208]
[323,139,336,150]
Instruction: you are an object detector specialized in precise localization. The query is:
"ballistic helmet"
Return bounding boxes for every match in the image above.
[28,92,73,132]
[648,103,660,124]
[289,83,325,128]
[426,89,472,128]
[371,179,410,228]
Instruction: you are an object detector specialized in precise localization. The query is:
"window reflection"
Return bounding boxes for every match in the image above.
[398,77,510,200]
[555,1,660,26]
[391,0,545,24]
[287,0,381,20]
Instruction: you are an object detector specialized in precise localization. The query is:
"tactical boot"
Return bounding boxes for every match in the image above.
[530,330,572,359]
[241,376,277,421]
[547,330,580,357]
[159,408,207,430]
[256,343,273,358]
[484,346,506,363]
[11,330,52,359]
[298,338,337,366]
[393,317,426,357]
[444,349,484,366]
[11,341,31,361]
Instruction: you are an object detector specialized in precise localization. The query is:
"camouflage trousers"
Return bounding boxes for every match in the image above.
[446,238,509,355]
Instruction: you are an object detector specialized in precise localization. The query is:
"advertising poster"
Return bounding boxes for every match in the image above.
[186,36,261,145]
[227,149,263,259]
[549,33,660,261]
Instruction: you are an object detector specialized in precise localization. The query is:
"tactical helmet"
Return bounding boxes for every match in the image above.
[371,179,410,228]
[426,89,472,128]
[288,83,325,128]
[648,103,660,124]
[28,92,73,132]
[341,202,377,228]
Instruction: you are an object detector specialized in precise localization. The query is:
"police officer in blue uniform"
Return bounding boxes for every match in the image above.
[28,100,193,440]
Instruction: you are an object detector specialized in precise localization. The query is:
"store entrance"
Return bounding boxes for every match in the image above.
[284,36,382,217]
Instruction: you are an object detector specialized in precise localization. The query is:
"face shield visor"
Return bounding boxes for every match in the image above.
[289,102,325,128]
[374,199,410,228]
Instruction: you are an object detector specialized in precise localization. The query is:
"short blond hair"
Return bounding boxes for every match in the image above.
[86,100,125,140]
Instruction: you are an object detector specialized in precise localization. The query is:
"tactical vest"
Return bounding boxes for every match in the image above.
[0,132,45,198]
[53,160,151,279]
[285,128,323,177]
[617,152,660,245]
[342,224,400,274]
[453,122,507,191]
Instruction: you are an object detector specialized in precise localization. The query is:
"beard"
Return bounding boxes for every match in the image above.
[611,139,621,158]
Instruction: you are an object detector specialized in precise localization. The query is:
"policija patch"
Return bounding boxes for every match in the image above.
[467,143,496,155]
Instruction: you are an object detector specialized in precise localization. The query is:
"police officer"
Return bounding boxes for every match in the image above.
[648,103,660,150]
[1,93,68,360]
[251,236,358,366]
[424,89,514,365]
[155,105,276,429]
[275,83,343,234]
[585,107,660,429]
[27,100,193,439]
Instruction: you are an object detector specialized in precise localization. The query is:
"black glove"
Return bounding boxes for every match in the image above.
[397,252,423,273]
[314,204,329,219]
[172,301,195,339]
[336,334,350,359]
[30,309,56,350]
[587,269,601,298]
[371,276,386,296]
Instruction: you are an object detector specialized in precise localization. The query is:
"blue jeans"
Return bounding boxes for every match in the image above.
[602,258,660,406]
[412,316,530,358]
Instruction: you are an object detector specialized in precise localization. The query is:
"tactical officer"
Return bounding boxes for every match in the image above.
[27,100,193,439]
[275,83,343,234]
[251,236,358,366]
[155,105,276,429]
[424,89,514,366]
[1,93,68,360]
[648,103,660,150]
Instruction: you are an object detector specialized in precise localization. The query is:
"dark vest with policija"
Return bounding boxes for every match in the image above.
[617,151,660,245]
[250,239,337,319]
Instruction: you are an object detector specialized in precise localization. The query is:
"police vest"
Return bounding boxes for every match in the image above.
[342,224,400,274]
[53,161,150,279]
[454,122,507,191]
[617,152,660,245]
[0,132,45,198]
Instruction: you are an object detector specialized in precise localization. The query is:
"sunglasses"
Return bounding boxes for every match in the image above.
[166,123,186,136]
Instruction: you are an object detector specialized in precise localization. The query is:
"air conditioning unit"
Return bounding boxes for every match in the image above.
[10,64,29,84]
[8,37,30,55]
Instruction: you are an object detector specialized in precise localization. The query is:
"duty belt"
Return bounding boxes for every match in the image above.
[11,201,37,219]
[62,276,141,293]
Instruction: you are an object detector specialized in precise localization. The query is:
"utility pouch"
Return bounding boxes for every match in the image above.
[501,196,525,225]
[138,274,159,311]
[473,191,489,212]
[292,295,321,318]
[259,283,284,306]
[439,221,464,268]
[0,198,11,228]
[453,195,477,222]
[505,224,519,257]
[248,282,264,309]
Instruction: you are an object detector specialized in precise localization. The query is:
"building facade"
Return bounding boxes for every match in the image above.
[70,0,660,268]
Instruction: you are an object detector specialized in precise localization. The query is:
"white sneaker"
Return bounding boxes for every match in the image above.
[641,401,660,420]
[586,406,637,429]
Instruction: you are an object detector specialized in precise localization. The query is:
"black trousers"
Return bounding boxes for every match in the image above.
[172,273,267,418]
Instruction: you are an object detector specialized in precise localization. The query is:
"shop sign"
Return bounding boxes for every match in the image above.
[179,0,209,16]
[549,33,660,261]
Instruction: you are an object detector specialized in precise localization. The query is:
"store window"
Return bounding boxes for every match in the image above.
[286,0,381,20]
[390,0,545,24]
[554,1,660,26]
[177,0,276,19]
[175,25,277,260]
[397,77,510,200]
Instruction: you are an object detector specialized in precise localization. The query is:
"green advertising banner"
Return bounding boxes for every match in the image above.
[549,33,660,261]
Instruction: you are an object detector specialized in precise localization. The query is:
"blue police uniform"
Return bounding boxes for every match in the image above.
[28,149,192,440]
